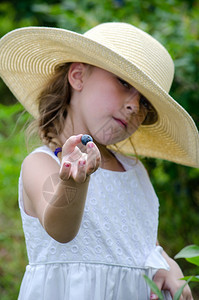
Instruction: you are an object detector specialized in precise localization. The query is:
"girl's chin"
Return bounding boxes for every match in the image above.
[91,123,135,145]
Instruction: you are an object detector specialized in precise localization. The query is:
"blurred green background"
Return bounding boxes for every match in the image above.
[0,0,199,299]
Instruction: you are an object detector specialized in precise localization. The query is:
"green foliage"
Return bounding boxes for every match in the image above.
[0,103,30,299]
[175,245,199,265]
[0,0,199,299]
[175,245,199,285]
[143,275,164,300]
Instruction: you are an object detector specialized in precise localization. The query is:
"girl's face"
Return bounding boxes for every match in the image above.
[70,65,151,145]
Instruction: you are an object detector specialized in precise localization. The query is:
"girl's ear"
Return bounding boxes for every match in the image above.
[68,63,88,91]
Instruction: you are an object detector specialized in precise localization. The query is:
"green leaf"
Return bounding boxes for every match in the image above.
[173,277,192,300]
[143,275,164,300]
[182,276,199,282]
[186,257,199,266]
[174,245,199,259]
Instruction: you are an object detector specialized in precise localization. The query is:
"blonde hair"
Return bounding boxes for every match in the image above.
[27,62,72,151]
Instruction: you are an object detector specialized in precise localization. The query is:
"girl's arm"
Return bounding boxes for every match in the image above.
[151,247,193,300]
[22,134,101,243]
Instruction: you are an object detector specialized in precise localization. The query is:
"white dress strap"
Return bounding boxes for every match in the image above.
[31,145,61,165]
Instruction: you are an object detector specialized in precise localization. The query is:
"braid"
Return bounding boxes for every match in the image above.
[37,63,72,150]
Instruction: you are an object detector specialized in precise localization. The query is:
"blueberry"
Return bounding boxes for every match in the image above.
[81,134,93,145]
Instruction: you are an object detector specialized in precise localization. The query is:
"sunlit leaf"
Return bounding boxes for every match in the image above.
[175,245,199,260]
[182,276,199,282]
[185,257,199,266]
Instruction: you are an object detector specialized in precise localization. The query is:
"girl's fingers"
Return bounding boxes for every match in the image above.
[62,134,83,156]
[60,136,101,182]
[150,293,159,300]
[181,284,193,300]
[74,155,87,183]
[86,141,101,175]
[59,161,71,181]
[60,158,87,183]
[151,273,164,299]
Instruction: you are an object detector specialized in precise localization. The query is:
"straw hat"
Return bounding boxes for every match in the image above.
[0,22,198,167]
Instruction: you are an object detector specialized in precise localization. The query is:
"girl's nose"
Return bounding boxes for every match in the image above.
[124,91,140,114]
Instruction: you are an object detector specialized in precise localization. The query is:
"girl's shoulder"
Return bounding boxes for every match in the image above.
[21,145,61,194]
[21,145,61,218]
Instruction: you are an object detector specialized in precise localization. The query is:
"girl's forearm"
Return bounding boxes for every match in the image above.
[42,176,90,243]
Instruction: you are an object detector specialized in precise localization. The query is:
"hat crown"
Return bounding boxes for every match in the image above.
[84,23,174,92]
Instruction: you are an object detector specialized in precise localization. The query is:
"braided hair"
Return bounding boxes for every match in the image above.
[36,62,72,150]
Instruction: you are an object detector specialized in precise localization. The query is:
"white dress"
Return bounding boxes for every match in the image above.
[18,146,172,300]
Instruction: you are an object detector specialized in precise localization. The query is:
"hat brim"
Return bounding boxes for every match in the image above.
[0,27,198,167]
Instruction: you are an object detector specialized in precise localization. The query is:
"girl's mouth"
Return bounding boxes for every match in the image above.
[113,117,127,129]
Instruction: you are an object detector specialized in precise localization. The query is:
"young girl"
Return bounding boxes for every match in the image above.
[0,22,198,300]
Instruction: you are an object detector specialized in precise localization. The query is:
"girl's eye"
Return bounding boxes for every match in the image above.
[117,78,131,89]
[140,96,153,111]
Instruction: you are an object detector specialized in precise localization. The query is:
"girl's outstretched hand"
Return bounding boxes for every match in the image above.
[59,134,101,183]
[151,255,193,300]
